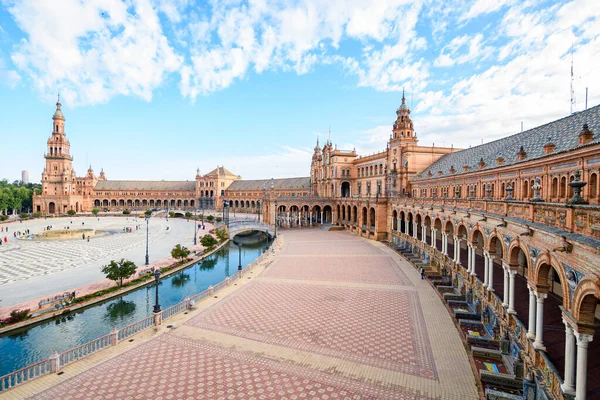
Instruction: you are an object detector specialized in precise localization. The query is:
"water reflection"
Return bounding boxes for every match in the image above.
[171,272,191,288]
[105,299,137,322]
[0,238,271,377]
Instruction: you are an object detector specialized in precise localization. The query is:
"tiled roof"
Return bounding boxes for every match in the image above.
[95,180,196,191]
[204,166,239,178]
[414,105,600,181]
[227,177,311,191]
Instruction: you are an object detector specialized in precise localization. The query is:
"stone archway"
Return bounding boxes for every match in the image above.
[48,202,55,214]
[323,205,333,224]
[369,207,376,231]
[341,181,350,197]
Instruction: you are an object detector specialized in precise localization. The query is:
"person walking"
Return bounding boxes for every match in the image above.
[420,267,425,280]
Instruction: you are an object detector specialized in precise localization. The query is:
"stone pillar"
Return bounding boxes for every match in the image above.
[470,245,477,276]
[110,327,118,346]
[467,241,473,273]
[527,286,537,339]
[575,332,593,400]
[502,266,510,308]
[453,236,458,262]
[397,218,401,232]
[442,233,448,255]
[403,219,407,234]
[153,311,162,326]
[508,270,516,313]
[431,228,436,248]
[533,292,547,351]
[320,211,324,224]
[422,225,426,243]
[483,251,490,286]
[488,256,495,291]
[561,319,576,395]
[413,222,418,239]
[49,350,60,373]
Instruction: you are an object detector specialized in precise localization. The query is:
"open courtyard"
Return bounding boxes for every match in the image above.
[0,215,206,308]
[3,229,478,400]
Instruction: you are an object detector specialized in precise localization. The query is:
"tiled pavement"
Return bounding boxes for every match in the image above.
[5,229,478,400]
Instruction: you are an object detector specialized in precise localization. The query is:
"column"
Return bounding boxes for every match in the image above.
[320,211,324,224]
[483,251,490,286]
[441,233,447,255]
[467,243,473,273]
[470,244,477,276]
[502,267,510,308]
[561,319,576,395]
[488,256,495,291]
[397,218,401,232]
[575,332,593,400]
[507,270,516,313]
[453,237,458,262]
[455,237,461,265]
[431,228,436,248]
[526,286,537,339]
[403,219,408,234]
[533,292,547,351]
[421,225,426,243]
[413,222,418,239]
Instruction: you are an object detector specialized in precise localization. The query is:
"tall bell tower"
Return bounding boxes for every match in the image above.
[39,96,79,213]
[387,90,417,196]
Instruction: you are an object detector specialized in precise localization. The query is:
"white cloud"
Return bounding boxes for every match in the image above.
[412,0,600,150]
[462,0,512,21]
[5,0,182,105]
[434,33,492,67]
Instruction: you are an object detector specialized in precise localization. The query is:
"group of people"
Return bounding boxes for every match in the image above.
[0,226,8,232]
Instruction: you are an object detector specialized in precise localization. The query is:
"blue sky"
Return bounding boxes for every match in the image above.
[0,0,599,182]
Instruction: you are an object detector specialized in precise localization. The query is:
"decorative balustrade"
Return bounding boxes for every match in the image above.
[392,229,566,400]
[117,316,155,341]
[0,237,280,394]
[60,334,112,367]
[394,197,600,243]
[0,359,52,392]
[162,302,187,320]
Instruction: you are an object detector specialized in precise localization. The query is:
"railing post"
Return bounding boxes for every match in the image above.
[49,350,60,373]
[110,328,118,346]
[225,276,231,286]
[185,296,192,310]
[208,285,214,296]
[153,311,162,326]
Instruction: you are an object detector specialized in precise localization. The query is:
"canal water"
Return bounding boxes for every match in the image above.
[0,238,271,377]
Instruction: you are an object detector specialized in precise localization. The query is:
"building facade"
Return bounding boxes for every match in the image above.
[32,96,600,399]
[265,102,600,400]
[33,99,245,214]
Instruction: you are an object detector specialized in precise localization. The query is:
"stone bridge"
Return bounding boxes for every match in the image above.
[228,221,275,238]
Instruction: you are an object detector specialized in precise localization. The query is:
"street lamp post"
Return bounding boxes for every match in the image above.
[238,242,242,270]
[145,216,150,265]
[274,201,278,238]
[193,210,197,246]
[153,269,161,313]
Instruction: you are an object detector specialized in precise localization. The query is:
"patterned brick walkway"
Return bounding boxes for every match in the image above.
[5,229,478,400]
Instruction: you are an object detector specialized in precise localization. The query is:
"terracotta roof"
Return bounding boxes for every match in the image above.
[204,166,239,178]
[227,177,311,191]
[414,105,600,181]
[95,180,196,191]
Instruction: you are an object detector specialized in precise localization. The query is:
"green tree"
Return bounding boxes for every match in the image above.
[92,208,100,216]
[184,211,192,218]
[122,209,130,215]
[206,215,214,222]
[171,244,191,263]
[67,209,76,216]
[144,210,152,216]
[101,259,137,287]
[215,227,228,242]
[200,234,218,248]
[168,212,175,218]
